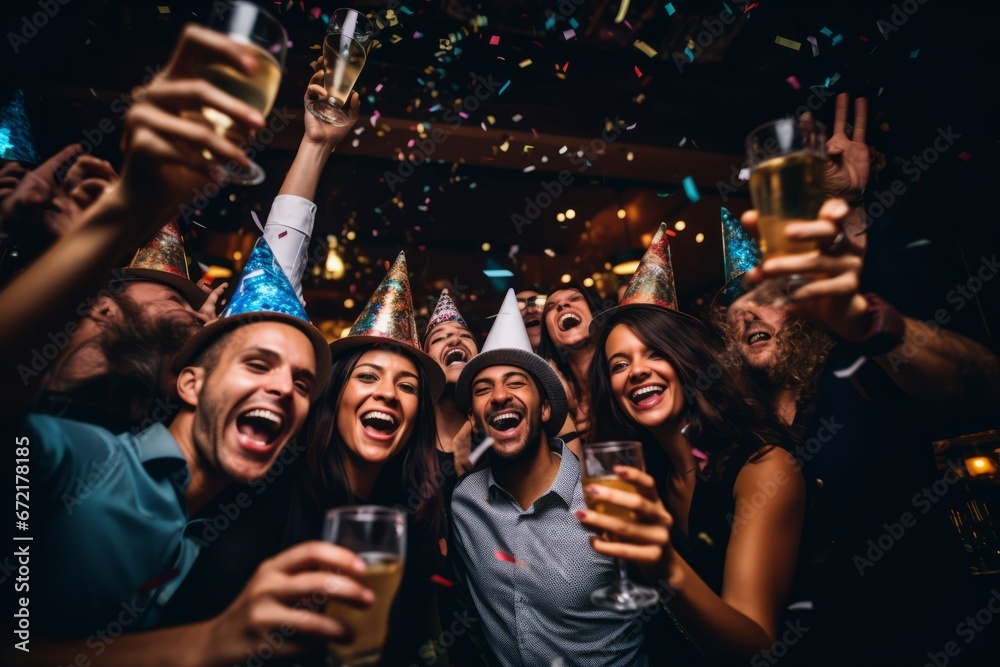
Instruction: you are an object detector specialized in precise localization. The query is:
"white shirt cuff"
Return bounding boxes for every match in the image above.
[263,195,316,304]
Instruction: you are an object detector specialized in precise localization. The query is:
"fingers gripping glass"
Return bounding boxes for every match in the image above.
[307,8,374,126]
[742,116,828,305]
[203,0,287,186]
[322,506,406,667]
[581,441,660,611]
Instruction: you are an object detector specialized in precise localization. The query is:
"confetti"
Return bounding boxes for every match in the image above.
[512,114,523,122]
[665,3,676,16]
[786,76,801,90]
[519,58,533,68]
[909,48,920,58]
[375,83,383,92]
[250,211,265,233]
[774,36,802,51]
[807,36,819,56]
[634,65,643,77]
[430,574,454,588]
[820,27,833,37]
[495,551,517,564]
[544,248,556,257]
[489,34,500,45]
[523,165,536,173]
[831,34,843,46]
[678,137,687,147]
[157,5,170,14]
[563,28,576,40]
[634,40,658,57]
[498,80,511,95]
[682,176,700,202]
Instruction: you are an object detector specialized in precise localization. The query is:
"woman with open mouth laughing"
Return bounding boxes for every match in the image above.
[581,225,807,666]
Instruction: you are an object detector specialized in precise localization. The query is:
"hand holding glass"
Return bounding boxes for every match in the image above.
[200,0,287,185]
[743,116,828,305]
[581,440,660,611]
[308,8,373,126]
[322,506,406,667]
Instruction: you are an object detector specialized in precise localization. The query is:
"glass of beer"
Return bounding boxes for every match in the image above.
[322,506,406,667]
[202,0,287,185]
[581,440,660,611]
[307,8,373,126]
[743,115,828,304]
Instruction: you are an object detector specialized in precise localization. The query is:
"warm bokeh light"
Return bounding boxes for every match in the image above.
[560,274,571,283]
[556,212,566,222]
[695,233,705,243]
[565,209,576,219]
[583,277,595,287]
[617,208,627,219]
[675,220,686,231]
[344,298,355,309]
[481,242,491,251]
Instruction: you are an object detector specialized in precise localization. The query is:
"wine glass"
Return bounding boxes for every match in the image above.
[581,440,660,611]
[307,8,374,126]
[201,0,287,185]
[322,506,406,667]
[742,115,828,305]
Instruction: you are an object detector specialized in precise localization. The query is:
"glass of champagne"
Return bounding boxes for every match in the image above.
[581,440,660,611]
[322,506,406,667]
[742,115,828,305]
[201,0,287,185]
[307,8,373,126]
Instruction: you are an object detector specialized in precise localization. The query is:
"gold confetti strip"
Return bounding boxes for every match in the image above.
[774,35,802,51]
[519,58,533,68]
[633,40,657,57]
[157,6,170,14]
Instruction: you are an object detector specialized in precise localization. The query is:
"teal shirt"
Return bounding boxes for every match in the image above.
[25,414,202,639]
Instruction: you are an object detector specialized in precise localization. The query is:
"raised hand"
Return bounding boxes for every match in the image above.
[824,93,870,205]
[304,65,360,149]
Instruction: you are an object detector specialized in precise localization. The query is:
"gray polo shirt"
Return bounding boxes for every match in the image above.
[451,441,649,667]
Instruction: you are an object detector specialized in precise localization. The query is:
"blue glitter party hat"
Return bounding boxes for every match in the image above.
[0,90,40,164]
[717,207,763,306]
[222,236,309,322]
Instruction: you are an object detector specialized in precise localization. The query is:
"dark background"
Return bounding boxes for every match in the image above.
[2,0,998,347]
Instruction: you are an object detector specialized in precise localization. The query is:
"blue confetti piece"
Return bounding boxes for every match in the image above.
[498,80,511,95]
[545,15,556,30]
[831,33,843,46]
[400,5,414,15]
[683,176,700,202]
[429,104,442,112]
[321,13,328,24]
[367,94,375,104]
[414,31,423,39]
[684,46,695,61]
[665,3,676,15]
[569,17,579,29]
[910,48,920,58]
[820,27,833,37]
[657,192,672,197]
[417,77,425,85]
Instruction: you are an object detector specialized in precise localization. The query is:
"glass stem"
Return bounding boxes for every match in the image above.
[616,557,631,587]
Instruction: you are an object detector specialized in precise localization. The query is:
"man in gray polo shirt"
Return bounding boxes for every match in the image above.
[451,289,648,667]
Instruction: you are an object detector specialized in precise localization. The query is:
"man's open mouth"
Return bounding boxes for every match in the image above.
[525,319,540,328]
[747,331,772,345]
[236,408,284,448]
[487,408,525,433]
[360,410,399,436]
[629,384,665,406]
[443,347,468,367]
[558,312,582,331]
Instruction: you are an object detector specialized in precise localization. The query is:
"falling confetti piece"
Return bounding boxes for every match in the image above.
[697,532,714,546]
[430,574,454,588]
[634,65,643,77]
[656,192,671,197]
[250,211,265,233]
[544,248,556,257]
[743,2,759,12]
[775,36,802,51]
[563,28,576,40]
[519,58,533,68]
[375,83,383,92]
[820,27,833,37]
[157,5,170,14]
[678,137,687,147]
[634,40,658,57]
[807,36,819,56]
[498,80,511,95]
[626,122,637,130]
[909,48,920,58]
[523,165,536,173]
[831,34,843,46]
[684,46,695,62]
[545,15,556,30]
[512,114,523,122]
[738,167,751,181]
[495,551,516,563]
[786,76,801,90]
[413,31,423,39]
[682,176,700,202]
[665,2,676,15]
[490,34,500,45]
[562,61,570,72]
[614,0,630,24]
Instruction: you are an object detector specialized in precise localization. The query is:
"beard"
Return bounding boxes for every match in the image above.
[477,404,545,466]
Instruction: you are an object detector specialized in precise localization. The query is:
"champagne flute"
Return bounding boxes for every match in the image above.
[201,0,287,185]
[581,440,660,611]
[307,8,373,126]
[322,506,406,667]
[742,115,828,305]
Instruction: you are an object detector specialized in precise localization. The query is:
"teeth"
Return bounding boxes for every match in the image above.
[444,348,467,366]
[488,411,522,429]
[748,332,769,344]
[559,312,581,330]
[630,385,664,400]
[243,408,282,427]
[362,410,396,426]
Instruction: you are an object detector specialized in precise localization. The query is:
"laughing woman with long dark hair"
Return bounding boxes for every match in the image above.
[580,227,805,666]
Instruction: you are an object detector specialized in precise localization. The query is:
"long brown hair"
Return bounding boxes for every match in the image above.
[304,343,442,531]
